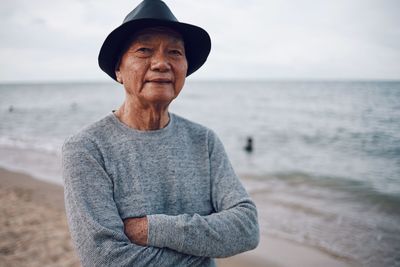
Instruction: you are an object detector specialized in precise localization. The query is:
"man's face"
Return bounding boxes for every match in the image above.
[115,28,188,107]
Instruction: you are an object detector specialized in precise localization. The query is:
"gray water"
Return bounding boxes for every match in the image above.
[1,80,399,266]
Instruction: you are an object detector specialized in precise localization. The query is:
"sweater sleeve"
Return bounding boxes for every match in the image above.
[62,135,208,267]
[147,130,260,258]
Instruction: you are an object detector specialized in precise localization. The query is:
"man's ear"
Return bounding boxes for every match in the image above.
[115,69,123,84]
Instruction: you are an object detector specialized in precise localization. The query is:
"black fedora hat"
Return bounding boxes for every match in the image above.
[98,0,211,81]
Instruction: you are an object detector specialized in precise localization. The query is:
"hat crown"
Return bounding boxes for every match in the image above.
[123,0,178,23]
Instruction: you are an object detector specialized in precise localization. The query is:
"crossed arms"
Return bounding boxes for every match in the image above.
[62,134,259,267]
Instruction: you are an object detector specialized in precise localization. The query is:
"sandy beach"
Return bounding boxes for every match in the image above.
[0,167,359,267]
[0,168,79,267]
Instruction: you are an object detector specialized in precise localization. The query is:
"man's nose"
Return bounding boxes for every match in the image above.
[150,51,171,72]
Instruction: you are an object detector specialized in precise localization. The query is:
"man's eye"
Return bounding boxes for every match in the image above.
[136,47,151,53]
[170,50,183,56]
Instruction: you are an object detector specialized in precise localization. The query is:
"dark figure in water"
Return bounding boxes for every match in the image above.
[8,105,14,112]
[244,137,253,153]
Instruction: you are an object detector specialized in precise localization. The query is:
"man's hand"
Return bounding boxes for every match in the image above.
[123,216,148,246]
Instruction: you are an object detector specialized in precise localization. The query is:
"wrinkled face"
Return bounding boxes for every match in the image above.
[115,27,188,108]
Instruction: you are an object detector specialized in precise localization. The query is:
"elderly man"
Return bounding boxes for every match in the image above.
[62,0,259,266]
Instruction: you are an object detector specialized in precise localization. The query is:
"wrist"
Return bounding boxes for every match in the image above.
[123,216,148,246]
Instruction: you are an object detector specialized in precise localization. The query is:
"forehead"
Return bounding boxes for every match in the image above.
[129,27,184,45]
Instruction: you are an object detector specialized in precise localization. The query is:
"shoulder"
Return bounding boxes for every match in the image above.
[171,113,221,146]
[171,113,211,135]
[62,114,114,153]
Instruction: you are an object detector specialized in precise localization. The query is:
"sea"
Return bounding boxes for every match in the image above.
[1,80,399,266]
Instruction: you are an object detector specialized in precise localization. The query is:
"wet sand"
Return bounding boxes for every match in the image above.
[0,167,358,267]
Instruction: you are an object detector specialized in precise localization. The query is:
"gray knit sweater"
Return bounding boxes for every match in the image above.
[62,112,259,267]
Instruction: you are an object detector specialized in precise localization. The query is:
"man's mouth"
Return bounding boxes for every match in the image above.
[146,78,172,84]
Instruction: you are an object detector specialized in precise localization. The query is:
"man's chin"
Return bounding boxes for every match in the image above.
[142,94,175,106]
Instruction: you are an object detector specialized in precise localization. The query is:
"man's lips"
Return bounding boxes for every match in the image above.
[146,78,172,83]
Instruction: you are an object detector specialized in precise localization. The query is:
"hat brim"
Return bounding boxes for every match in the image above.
[98,18,211,81]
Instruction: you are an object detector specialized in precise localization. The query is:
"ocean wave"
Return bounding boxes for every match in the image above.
[0,136,62,155]
[245,172,400,210]
[244,172,400,267]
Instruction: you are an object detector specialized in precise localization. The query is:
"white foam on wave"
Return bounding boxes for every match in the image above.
[0,136,62,155]
[0,145,62,185]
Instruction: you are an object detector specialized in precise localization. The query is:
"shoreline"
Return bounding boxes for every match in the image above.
[0,167,359,267]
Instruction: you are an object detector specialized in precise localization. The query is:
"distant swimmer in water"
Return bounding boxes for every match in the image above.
[70,102,78,110]
[244,136,253,153]
[8,105,14,112]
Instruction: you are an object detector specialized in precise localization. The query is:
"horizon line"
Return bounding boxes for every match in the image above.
[1,78,400,85]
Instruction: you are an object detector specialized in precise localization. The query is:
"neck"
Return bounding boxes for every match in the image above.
[115,100,170,131]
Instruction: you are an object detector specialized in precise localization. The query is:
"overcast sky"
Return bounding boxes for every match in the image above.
[0,0,399,82]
